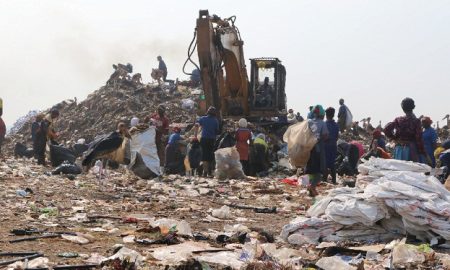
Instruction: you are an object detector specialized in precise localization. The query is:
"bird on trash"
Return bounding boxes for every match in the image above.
[82,122,131,172]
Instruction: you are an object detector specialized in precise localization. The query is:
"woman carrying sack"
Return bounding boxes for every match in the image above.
[305,105,329,197]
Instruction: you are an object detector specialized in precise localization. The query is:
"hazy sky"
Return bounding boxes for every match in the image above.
[1,0,450,128]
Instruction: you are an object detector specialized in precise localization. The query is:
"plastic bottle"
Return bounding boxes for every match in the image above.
[94,160,103,178]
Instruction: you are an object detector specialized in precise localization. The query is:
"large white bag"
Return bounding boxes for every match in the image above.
[214,147,245,180]
[283,121,317,168]
[128,127,161,178]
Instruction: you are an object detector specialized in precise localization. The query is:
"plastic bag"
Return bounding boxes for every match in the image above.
[128,127,160,177]
[50,144,76,167]
[14,142,34,158]
[181,98,195,110]
[214,147,245,180]
[282,121,317,168]
[345,107,353,128]
[52,161,82,175]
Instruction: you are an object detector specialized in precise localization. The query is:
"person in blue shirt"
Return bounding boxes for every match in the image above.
[307,106,314,120]
[421,117,438,167]
[278,109,288,123]
[165,126,185,175]
[195,106,220,177]
[323,107,339,184]
[157,56,168,82]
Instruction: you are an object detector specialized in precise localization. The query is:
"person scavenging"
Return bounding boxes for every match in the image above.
[157,56,168,82]
[384,97,425,162]
[151,105,170,168]
[305,105,329,197]
[195,106,219,177]
[421,116,438,167]
[235,118,252,175]
[323,107,339,184]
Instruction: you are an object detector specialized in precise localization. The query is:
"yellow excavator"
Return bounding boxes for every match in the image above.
[184,10,287,120]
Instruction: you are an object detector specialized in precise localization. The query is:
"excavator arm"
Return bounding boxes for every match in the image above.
[192,10,287,120]
[196,10,249,117]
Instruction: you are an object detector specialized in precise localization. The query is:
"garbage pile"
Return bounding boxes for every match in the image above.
[282,158,450,245]
[8,110,40,135]
[6,76,201,151]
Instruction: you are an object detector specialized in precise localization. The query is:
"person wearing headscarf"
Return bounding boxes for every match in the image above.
[371,129,387,151]
[195,106,220,177]
[151,105,170,166]
[323,107,339,184]
[421,116,438,167]
[235,118,252,175]
[384,98,425,162]
[306,105,329,196]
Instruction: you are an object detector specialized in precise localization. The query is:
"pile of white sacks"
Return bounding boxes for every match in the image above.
[281,158,450,245]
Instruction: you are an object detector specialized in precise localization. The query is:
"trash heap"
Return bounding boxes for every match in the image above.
[8,110,40,135]
[6,79,201,149]
[282,158,450,245]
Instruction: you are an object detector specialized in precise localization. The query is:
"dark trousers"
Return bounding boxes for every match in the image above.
[240,160,249,176]
[323,167,337,183]
[34,139,47,165]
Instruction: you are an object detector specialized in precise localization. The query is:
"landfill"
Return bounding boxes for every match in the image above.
[1,73,450,269]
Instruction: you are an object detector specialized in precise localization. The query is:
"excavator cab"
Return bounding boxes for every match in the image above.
[249,58,286,117]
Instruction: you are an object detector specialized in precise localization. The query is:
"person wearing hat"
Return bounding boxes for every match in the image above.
[157,56,168,82]
[151,105,170,167]
[384,98,425,162]
[323,107,339,184]
[195,106,219,177]
[421,116,438,167]
[235,118,252,175]
[164,126,186,175]
[287,109,297,124]
[306,105,329,196]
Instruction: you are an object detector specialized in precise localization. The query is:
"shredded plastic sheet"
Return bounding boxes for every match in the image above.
[282,158,450,244]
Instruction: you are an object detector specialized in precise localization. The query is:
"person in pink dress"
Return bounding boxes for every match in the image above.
[235,118,252,175]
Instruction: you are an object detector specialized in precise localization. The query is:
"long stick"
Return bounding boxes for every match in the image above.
[9,234,61,243]
[0,253,43,266]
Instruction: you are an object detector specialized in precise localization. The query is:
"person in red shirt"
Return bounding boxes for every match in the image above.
[384,98,425,162]
[235,118,252,175]
[151,105,170,167]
